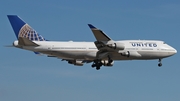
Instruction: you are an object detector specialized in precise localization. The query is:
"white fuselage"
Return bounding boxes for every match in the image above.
[14,40,177,61]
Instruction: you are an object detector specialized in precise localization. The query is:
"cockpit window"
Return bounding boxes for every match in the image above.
[163,42,166,44]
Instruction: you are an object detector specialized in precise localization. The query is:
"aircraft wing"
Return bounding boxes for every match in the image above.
[34,50,92,66]
[88,24,112,51]
[88,24,125,59]
[88,24,114,59]
[62,59,93,66]
[88,24,112,41]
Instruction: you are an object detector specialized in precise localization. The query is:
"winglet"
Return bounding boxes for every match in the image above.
[88,24,96,29]
[88,24,112,41]
[7,15,46,41]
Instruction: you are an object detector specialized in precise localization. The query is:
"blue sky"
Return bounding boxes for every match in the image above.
[0,0,180,101]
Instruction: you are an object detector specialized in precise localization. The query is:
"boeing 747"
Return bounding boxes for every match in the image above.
[7,15,177,70]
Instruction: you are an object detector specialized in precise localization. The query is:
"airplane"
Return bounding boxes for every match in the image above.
[7,15,177,70]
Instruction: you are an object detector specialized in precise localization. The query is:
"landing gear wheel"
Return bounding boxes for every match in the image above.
[158,59,162,67]
[108,55,113,63]
[96,66,100,70]
[91,64,96,68]
[158,63,162,67]
[92,59,102,70]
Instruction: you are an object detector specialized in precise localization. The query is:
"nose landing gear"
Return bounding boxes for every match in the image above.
[158,59,162,67]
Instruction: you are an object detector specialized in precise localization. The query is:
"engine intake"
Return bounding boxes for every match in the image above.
[107,42,124,50]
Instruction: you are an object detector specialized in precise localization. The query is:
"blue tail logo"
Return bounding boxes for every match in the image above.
[7,15,45,41]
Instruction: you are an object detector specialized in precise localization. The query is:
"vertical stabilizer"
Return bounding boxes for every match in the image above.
[7,15,45,41]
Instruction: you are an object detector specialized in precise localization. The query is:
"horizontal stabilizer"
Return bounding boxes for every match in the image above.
[18,37,39,46]
[4,45,14,47]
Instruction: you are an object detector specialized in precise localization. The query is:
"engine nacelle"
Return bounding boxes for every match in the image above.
[101,60,114,66]
[68,60,83,66]
[106,42,124,50]
[121,51,141,58]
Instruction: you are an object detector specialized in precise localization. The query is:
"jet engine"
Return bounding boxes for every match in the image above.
[106,41,125,50]
[121,51,141,58]
[101,60,114,66]
[68,60,83,66]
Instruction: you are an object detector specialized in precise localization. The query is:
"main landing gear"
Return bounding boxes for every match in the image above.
[158,59,162,67]
[91,60,102,70]
[91,56,113,70]
[107,55,113,66]
[92,60,103,70]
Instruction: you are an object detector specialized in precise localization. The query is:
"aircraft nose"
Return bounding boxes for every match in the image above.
[173,48,177,54]
[170,48,177,55]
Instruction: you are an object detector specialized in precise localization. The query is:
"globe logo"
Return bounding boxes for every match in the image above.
[18,24,45,41]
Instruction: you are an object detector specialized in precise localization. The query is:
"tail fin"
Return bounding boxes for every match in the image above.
[7,15,45,41]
